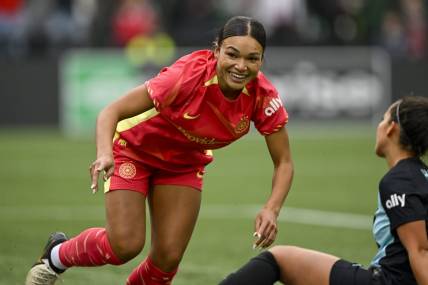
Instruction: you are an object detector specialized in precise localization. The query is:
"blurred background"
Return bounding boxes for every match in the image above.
[0,0,427,284]
[0,0,427,129]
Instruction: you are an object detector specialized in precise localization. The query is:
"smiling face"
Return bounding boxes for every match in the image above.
[214,35,263,98]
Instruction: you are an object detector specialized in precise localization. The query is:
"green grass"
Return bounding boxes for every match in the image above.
[0,123,386,284]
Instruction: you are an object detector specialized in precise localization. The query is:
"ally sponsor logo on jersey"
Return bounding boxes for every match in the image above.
[385,193,406,209]
[264,98,283,116]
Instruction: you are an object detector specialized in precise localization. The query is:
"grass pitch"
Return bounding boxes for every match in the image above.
[0,123,386,284]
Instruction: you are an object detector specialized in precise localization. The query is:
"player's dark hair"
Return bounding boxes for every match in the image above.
[214,16,266,54]
[390,96,428,157]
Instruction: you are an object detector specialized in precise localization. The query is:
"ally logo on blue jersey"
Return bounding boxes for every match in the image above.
[386,193,406,209]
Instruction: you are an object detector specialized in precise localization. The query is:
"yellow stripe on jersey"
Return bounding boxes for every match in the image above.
[113,108,160,140]
[242,87,249,96]
[204,75,250,96]
[104,177,111,193]
[205,149,213,156]
[204,75,219,86]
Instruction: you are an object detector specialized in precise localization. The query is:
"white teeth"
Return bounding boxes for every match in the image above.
[230,72,246,79]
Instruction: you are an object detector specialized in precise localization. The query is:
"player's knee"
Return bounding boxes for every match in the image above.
[111,235,145,262]
[269,245,302,270]
[270,245,299,259]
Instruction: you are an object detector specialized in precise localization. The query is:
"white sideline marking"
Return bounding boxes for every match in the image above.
[201,205,372,230]
[0,205,372,230]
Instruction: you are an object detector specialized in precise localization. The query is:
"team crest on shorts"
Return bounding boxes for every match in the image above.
[119,162,136,179]
[235,116,250,134]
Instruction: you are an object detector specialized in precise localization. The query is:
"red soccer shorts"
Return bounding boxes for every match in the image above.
[104,158,205,196]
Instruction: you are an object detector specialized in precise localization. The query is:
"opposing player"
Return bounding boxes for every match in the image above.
[219,95,428,285]
[25,16,294,285]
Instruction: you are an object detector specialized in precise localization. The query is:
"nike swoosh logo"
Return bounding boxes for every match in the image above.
[183,112,200,120]
[196,171,204,178]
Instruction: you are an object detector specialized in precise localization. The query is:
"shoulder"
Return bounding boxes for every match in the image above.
[153,50,215,87]
[247,71,283,113]
[380,160,412,193]
[175,49,215,69]
[380,158,427,195]
[171,49,216,83]
[146,50,216,109]
[249,71,278,95]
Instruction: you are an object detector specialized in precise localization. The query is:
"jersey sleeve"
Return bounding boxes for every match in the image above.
[145,51,207,112]
[379,174,426,230]
[252,77,289,135]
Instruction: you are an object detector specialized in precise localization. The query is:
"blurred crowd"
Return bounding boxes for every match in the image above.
[0,0,427,59]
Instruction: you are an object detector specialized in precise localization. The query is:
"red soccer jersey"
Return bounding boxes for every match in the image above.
[113,50,288,172]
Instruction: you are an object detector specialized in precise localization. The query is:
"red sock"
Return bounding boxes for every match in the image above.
[126,257,177,285]
[59,228,123,267]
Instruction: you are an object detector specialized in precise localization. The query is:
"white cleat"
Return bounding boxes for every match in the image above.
[25,232,68,284]
[25,259,60,285]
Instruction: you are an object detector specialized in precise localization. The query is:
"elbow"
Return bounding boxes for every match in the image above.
[97,105,119,122]
[417,247,428,256]
[408,246,428,263]
[97,105,111,119]
[414,242,428,254]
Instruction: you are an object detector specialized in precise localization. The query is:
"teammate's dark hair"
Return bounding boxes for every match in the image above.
[214,16,266,53]
[390,96,428,157]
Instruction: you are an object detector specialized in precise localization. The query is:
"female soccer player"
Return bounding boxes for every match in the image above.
[26,16,294,285]
[219,95,428,285]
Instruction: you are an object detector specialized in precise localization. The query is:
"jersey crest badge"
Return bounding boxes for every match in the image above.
[235,116,250,134]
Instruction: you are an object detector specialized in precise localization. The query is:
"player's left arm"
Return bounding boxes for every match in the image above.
[254,127,294,249]
[397,220,428,285]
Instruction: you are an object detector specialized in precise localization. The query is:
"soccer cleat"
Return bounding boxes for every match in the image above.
[25,261,60,285]
[25,232,68,285]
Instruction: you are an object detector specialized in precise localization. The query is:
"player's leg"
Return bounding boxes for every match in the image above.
[220,245,379,285]
[25,190,146,285]
[104,190,147,261]
[219,245,339,285]
[59,190,147,266]
[274,246,383,285]
[126,185,201,285]
[219,250,281,285]
[149,185,201,271]
[271,245,339,285]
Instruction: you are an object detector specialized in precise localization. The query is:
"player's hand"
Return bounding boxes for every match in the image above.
[253,208,278,249]
[89,154,114,194]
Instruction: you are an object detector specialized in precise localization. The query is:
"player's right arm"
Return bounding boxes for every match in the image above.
[397,220,428,285]
[90,84,154,192]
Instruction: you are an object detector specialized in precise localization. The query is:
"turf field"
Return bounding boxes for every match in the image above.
[0,123,387,284]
